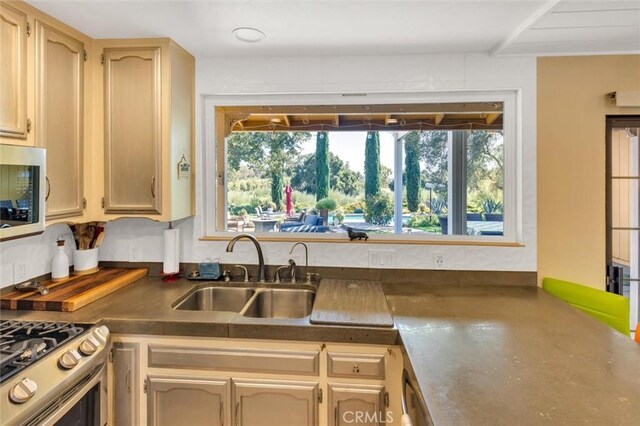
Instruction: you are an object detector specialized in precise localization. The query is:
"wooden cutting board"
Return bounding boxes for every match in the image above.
[1,268,148,312]
[310,279,395,327]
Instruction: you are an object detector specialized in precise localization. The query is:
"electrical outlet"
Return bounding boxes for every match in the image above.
[433,253,446,269]
[13,263,27,283]
[129,245,140,262]
[369,249,396,267]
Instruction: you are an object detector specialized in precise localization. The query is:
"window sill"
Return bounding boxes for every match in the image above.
[200,234,524,247]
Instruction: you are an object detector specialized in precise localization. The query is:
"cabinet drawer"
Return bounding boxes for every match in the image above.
[148,345,320,376]
[327,353,385,379]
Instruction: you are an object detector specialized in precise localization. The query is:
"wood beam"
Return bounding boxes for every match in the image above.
[223,102,503,115]
[333,115,340,127]
[435,113,445,125]
[485,113,501,125]
[282,114,291,127]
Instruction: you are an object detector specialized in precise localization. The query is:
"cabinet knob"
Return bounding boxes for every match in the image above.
[352,364,360,374]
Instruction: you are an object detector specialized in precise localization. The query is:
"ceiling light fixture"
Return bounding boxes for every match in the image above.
[232,27,265,43]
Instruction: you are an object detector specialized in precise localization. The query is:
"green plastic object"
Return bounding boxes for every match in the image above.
[543,277,630,335]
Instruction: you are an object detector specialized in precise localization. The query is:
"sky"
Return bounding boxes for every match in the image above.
[299,131,397,174]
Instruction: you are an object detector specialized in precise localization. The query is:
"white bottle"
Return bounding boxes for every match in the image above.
[52,240,69,281]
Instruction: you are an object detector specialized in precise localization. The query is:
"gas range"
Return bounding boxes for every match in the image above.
[0,320,110,426]
[0,321,90,383]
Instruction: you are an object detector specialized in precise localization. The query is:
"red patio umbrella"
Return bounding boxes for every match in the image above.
[285,185,293,217]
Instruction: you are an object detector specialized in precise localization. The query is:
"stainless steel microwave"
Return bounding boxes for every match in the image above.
[0,145,46,241]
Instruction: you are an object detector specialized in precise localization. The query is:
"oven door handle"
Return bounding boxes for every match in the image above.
[38,363,107,426]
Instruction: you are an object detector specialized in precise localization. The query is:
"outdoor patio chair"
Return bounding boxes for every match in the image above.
[284,211,305,223]
[279,214,324,231]
[467,212,483,221]
[280,224,328,233]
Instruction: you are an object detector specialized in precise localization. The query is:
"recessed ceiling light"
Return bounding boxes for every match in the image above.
[232,27,265,43]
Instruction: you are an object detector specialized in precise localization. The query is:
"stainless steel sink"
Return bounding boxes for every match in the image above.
[172,285,315,318]
[242,289,315,319]
[173,287,255,312]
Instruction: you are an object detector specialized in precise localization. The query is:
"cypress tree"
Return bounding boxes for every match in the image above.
[315,131,330,201]
[364,131,381,198]
[405,132,421,212]
[364,132,380,199]
[271,172,283,210]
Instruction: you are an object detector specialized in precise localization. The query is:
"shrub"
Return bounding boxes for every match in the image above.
[341,199,366,213]
[316,197,337,211]
[429,198,447,215]
[482,198,503,214]
[364,192,393,226]
[229,204,253,215]
[334,209,345,224]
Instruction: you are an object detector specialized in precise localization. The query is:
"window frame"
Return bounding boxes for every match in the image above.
[202,90,521,245]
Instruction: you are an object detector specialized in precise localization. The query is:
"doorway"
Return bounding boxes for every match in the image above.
[606,116,640,334]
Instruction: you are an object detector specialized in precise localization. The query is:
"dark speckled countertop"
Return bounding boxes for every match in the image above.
[3,276,639,425]
[386,284,640,426]
[0,276,399,345]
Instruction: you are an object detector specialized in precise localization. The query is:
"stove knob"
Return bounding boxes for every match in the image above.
[9,378,37,404]
[59,349,82,370]
[79,336,100,356]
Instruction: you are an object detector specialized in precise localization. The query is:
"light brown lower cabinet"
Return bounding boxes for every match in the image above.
[146,376,229,426]
[112,342,139,426]
[233,379,318,426]
[329,384,386,426]
[110,336,403,426]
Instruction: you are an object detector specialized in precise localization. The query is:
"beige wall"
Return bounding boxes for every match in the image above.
[538,55,640,289]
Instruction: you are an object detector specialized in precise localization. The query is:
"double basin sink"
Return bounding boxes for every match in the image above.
[172,285,315,319]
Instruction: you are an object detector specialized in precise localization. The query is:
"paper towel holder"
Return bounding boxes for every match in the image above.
[162,221,182,282]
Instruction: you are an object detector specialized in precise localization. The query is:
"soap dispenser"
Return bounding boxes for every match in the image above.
[52,239,69,281]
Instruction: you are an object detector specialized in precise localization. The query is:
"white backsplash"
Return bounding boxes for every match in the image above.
[0,52,537,288]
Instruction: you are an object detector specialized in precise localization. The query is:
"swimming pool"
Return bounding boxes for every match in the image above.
[328,213,412,226]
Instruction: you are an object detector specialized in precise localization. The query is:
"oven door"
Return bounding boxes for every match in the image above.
[30,363,107,426]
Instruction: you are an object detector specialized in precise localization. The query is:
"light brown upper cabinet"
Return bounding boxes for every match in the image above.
[0,2,29,142]
[35,21,84,220]
[100,39,194,221]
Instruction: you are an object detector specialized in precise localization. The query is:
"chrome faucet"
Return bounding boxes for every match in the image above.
[275,259,296,283]
[226,234,266,283]
[290,242,309,282]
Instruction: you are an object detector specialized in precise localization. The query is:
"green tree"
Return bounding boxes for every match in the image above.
[364,131,381,198]
[291,153,362,196]
[404,132,421,212]
[417,130,449,201]
[226,131,311,209]
[315,132,330,201]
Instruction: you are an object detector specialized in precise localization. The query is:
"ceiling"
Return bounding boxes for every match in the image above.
[28,0,640,57]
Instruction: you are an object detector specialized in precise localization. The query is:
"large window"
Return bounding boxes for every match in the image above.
[211,97,516,242]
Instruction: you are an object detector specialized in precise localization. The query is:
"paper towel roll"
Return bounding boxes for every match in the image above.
[163,228,180,274]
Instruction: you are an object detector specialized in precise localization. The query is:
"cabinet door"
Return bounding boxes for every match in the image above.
[113,342,139,426]
[0,3,28,139]
[35,21,84,219]
[103,47,161,214]
[147,376,228,426]
[233,379,318,426]
[329,384,386,426]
